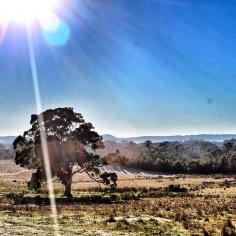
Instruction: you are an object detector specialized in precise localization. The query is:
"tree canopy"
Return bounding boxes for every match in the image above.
[13,107,117,197]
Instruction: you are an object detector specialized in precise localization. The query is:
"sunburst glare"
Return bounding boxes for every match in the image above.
[0,0,59,24]
[0,0,70,47]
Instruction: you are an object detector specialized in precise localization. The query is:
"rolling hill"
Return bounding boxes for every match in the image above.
[102,134,236,143]
[1,134,236,146]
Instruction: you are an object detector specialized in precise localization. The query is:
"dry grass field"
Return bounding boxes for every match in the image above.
[0,160,236,235]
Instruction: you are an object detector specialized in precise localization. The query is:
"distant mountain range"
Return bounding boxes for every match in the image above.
[102,134,236,143]
[1,134,236,146]
[0,136,16,145]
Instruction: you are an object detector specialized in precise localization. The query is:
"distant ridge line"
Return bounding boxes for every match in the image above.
[1,134,236,145]
[102,134,236,143]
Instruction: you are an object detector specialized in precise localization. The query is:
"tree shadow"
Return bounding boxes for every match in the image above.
[6,193,122,205]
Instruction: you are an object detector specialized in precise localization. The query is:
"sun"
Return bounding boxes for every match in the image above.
[0,0,60,25]
[0,0,70,46]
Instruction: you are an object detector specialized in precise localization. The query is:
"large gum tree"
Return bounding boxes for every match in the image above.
[13,107,117,197]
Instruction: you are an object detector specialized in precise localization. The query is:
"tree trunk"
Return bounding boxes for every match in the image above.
[64,179,72,198]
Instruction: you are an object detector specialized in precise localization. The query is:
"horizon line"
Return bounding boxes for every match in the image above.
[102,133,236,138]
[2,133,236,138]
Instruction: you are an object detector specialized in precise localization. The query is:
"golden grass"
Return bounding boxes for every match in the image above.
[0,160,236,235]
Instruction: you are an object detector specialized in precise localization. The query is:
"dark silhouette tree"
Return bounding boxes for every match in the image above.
[13,107,117,197]
[220,139,236,174]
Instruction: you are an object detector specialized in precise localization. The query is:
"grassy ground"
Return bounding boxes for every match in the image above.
[0,160,236,235]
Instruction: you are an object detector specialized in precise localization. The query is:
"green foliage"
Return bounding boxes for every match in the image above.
[129,139,236,174]
[13,107,117,197]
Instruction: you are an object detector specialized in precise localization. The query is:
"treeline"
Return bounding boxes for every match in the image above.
[2,137,236,174]
[131,139,236,174]
[102,139,236,174]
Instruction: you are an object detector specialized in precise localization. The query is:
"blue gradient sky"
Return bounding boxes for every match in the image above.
[1,0,236,137]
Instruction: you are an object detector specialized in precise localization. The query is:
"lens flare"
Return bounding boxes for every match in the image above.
[27,27,61,236]
[42,19,71,47]
[0,23,8,44]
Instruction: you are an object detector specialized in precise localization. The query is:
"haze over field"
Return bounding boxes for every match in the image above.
[2,133,236,146]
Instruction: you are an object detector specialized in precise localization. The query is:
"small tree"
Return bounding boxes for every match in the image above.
[13,107,117,197]
[103,149,129,166]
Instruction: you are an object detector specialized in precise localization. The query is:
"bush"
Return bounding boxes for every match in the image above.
[166,184,188,193]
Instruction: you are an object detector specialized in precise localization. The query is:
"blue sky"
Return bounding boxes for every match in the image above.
[1,0,236,137]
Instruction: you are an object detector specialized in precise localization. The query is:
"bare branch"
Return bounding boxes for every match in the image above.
[85,170,102,189]
[72,165,87,175]
[47,178,60,184]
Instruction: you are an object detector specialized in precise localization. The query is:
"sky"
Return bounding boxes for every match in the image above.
[1,0,236,137]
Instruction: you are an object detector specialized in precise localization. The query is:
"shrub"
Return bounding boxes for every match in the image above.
[166,184,188,193]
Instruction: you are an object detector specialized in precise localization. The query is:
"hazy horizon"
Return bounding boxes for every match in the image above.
[3,131,236,139]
